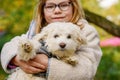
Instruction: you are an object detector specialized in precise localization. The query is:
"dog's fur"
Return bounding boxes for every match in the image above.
[7,22,87,80]
[33,22,87,66]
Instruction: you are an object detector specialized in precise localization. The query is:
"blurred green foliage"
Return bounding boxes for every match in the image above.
[0,0,120,80]
[95,47,120,80]
[0,0,36,36]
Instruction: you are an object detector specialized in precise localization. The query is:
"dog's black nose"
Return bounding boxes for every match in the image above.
[59,42,66,48]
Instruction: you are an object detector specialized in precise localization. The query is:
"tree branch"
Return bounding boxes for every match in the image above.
[84,9,120,37]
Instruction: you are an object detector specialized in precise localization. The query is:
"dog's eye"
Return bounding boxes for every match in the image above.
[67,35,71,39]
[54,34,59,38]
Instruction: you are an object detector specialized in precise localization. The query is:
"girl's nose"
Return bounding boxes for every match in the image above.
[54,6,62,13]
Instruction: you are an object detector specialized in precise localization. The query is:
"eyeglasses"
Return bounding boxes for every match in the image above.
[44,1,72,12]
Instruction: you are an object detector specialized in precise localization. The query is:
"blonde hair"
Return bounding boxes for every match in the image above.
[34,0,85,34]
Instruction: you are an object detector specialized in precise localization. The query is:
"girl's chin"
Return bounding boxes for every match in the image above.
[52,19,66,22]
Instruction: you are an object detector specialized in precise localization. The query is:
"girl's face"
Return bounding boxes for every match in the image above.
[44,0,73,23]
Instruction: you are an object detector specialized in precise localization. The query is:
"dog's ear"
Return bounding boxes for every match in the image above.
[32,32,48,41]
[33,27,49,41]
[76,30,87,45]
[32,25,53,41]
[77,34,87,45]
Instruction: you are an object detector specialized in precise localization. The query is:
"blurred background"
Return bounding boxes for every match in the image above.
[0,0,120,80]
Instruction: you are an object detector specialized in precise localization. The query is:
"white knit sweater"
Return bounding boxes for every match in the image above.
[0,19,102,80]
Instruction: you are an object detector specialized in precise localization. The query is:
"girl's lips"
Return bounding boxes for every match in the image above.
[52,17,65,21]
[53,17,64,19]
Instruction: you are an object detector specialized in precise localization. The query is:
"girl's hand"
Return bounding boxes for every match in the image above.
[11,54,48,74]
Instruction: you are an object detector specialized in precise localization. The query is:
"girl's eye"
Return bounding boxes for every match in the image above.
[45,5,54,9]
[67,35,71,39]
[54,34,59,38]
[60,3,69,8]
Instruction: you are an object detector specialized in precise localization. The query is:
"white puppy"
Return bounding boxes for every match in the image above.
[34,22,87,66]
[7,22,87,80]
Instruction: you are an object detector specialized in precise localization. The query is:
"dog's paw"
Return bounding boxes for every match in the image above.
[67,57,78,66]
[18,39,36,61]
[22,42,33,53]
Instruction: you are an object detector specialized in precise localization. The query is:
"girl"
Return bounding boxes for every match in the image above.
[1,0,102,80]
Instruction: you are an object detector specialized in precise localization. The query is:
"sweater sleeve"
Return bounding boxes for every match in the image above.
[0,35,28,73]
[47,20,102,80]
[0,21,36,73]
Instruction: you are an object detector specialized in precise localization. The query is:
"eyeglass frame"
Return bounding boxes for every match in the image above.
[44,1,73,12]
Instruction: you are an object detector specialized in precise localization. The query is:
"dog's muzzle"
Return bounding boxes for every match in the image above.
[59,42,66,48]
